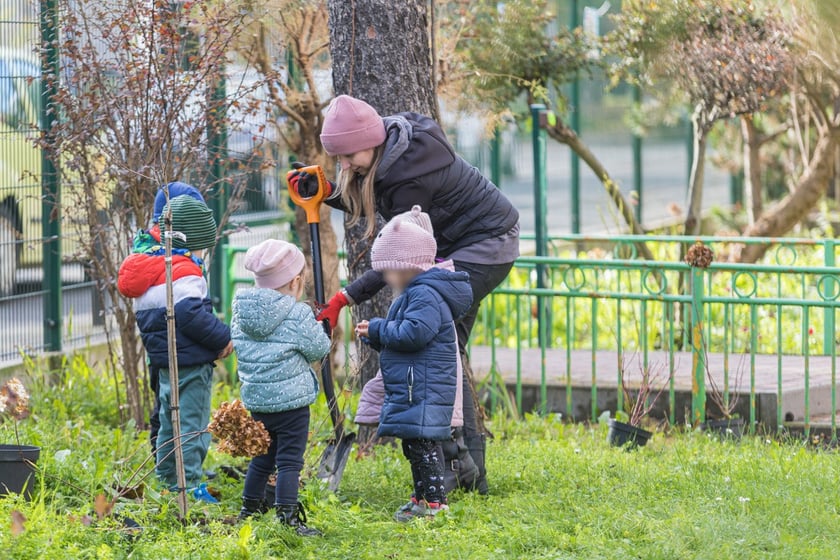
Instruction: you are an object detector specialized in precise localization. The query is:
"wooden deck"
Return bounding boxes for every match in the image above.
[468,347,840,426]
[337,345,840,427]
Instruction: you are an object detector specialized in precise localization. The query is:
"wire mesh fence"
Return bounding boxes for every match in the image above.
[1,0,47,363]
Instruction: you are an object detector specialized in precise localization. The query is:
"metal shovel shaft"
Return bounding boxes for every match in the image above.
[288,165,355,490]
[309,222,342,436]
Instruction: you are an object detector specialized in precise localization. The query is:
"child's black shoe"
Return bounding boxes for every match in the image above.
[238,497,270,521]
[276,502,322,537]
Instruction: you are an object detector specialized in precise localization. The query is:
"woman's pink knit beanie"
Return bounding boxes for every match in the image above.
[371,206,437,272]
[320,95,387,156]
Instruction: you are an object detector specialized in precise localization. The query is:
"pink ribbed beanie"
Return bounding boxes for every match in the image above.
[320,95,386,156]
[244,239,306,290]
[371,206,437,272]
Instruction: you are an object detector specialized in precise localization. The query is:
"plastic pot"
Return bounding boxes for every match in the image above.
[704,418,745,439]
[0,444,40,499]
[607,419,653,449]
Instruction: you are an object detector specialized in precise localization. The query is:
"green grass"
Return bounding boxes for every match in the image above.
[1,363,839,559]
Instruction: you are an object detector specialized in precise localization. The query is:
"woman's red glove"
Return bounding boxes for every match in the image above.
[317,290,349,329]
[287,162,334,198]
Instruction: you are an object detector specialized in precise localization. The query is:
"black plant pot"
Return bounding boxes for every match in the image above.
[704,418,745,439]
[607,419,653,449]
[0,445,40,499]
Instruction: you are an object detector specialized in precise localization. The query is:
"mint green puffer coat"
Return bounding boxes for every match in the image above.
[231,288,330,413]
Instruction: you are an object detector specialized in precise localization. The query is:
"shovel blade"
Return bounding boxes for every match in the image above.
[317,432,356,492]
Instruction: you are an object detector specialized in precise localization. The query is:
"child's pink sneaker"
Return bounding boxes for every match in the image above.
[393,497,448,522]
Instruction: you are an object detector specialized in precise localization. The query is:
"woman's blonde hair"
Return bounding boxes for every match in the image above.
[332,145,385,238]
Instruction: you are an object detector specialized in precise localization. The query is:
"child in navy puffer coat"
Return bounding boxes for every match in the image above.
[355,206,473,521]
[231,239,330,536]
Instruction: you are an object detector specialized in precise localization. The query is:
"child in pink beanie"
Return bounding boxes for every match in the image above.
[231,239,330,536]
[355,207,473,521]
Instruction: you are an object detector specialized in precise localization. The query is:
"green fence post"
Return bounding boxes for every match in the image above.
[690,266,706,424]
[824,239,836,355]
[223,246,237,383]
[490,126,502,189]
[569,0,581,234]
[531,104,552,356]
[730,171,744,207]
[40,0,61,353]
[222,246,235,325]
[632,85,643,224]
[208,74,227,311]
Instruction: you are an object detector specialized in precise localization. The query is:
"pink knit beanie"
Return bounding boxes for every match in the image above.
[244,239,306,290]
[394,204,433,235]
[371,206,437,272]
[320,95,386,156]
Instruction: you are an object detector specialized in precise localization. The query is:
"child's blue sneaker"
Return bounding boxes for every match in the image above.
[191,483,219,504]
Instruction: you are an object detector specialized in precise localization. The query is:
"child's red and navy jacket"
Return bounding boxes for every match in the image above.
[117,226,230,369]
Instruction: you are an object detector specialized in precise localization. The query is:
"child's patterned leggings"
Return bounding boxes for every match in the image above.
[402,439,446,504]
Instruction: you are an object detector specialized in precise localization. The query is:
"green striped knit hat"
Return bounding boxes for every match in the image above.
[161,194,217,250]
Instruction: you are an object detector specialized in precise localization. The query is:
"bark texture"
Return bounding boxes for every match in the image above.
[741,115,763,224]
[328,0,438,396]
[685,105,710,236]
[739,132,836,263]
[329,0,437,118]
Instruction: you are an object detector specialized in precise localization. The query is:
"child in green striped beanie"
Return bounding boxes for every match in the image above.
[118,191,232,502]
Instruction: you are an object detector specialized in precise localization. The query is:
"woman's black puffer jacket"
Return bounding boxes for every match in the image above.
[328,112,519,303]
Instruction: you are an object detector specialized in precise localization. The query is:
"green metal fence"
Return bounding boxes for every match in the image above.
[0,1,288,365]
[222,233,840,440]
[474,234,840,439]
[0,0,72,364]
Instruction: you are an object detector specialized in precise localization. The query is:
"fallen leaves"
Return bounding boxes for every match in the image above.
[112,482,144,500]
[94,493,114,520]
[10,510,25,536]
[68,513,93,526]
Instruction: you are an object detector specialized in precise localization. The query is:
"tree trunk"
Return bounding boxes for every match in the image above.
[739,132,836,263]
[329,0,438,119]
[685,108,707,236]
[741,115,763,224]
[545,120,656,262]
[328,0,437,396]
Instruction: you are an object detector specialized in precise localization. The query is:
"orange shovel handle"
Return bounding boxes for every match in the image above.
[288,165,329,224]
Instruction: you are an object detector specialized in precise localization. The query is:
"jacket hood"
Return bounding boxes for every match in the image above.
[117,253,202,298]
[376,113,455,184]
[411,267,473,320]
[232,288,295,339]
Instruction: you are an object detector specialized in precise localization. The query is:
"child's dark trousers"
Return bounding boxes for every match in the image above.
[402,439,447,504]
[243,406,310,505]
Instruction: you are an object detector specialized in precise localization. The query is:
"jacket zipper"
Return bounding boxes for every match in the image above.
[408,365,414,404]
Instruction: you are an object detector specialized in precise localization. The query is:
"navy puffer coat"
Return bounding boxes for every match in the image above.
[366,267,473,441]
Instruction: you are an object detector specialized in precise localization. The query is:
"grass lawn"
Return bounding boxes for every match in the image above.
[0,362,839,559]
